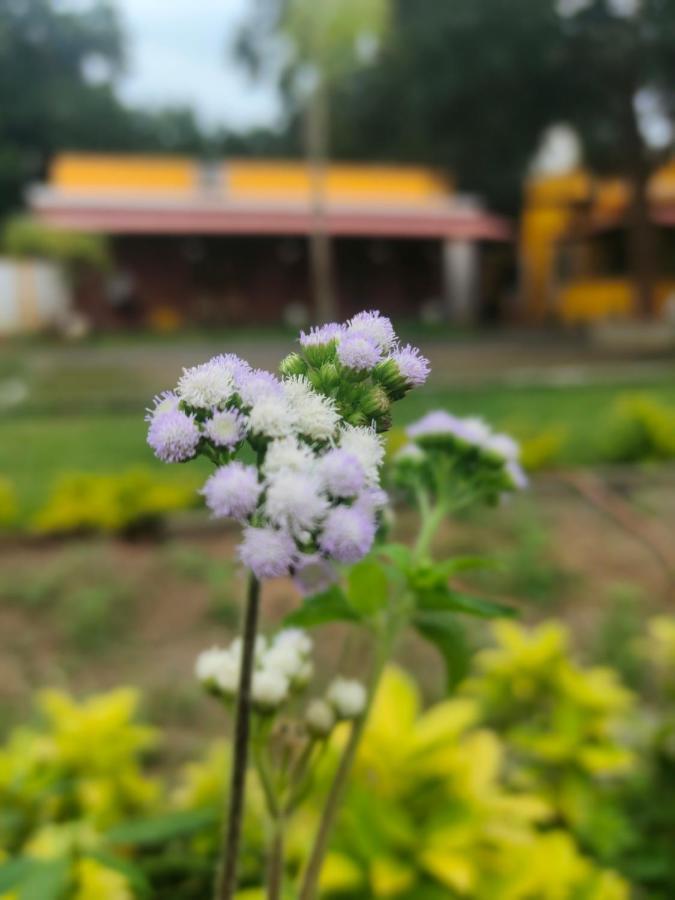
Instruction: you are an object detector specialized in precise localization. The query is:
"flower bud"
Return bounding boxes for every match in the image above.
[361,385,391,420]
[372,358,410,401]
[302,340,338,369]
[305,698,336,737]
[326,678,367,719]
[279,353,307,378]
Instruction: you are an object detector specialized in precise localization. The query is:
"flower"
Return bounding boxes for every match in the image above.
[195,647,239,696]
[238,369,283,407]
[484,432,521,462]
[305,698,336,736]
[506,460,528,490]
[406,410,464,439]
[204,409,247,449]
[319,505,376,563]
[339,425,385,485]
[283,376,340,441]
[263,437,316,477]
[238,526,297,579]
[299,322,344,347]
[248,396,296,439]
[195,646,229,683]
[177,358,235,409]
[326,678,367,718]
[147,409,200,462]
[390,344,430,387]
[201,462,260,520]
[318,448,366,498]
[265,470,329,536]
[337,331,382,370]
[145,390,180,422]
[263,643,312,686]
[273,628,313,657]
[251,668,290,712]
[347,310,396,351]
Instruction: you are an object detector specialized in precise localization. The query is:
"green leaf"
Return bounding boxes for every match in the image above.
[379,543,412,570]
[346,558,389,617]
[284,585,360,628]
[414,611,470,690]
[0,858,71,900]
[106,807,218,847]
[435,556,501,577]
[418,585,516,620]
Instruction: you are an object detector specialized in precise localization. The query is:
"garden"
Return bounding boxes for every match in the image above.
[0,316,674,900]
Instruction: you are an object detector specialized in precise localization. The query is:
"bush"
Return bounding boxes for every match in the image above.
[1,216,110,272]
[5,617,675,898]
[31,468,199,536]
[601,394,675,463]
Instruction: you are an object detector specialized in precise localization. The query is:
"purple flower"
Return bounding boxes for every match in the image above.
[204,408,247,449]
[337,331,382,371]
[147,409,200,462]
[505,460,528,490]
[390,344,430,387]
[144,390,180,423]
[319,505,376,563]
[347,311,396,351]
[318,449,366,498]
[239,526,297,579]
[299,323,344,347]
[238,369,284,406]
[209,353,252,391]
[406,410,464,439]
[201,462,260,520]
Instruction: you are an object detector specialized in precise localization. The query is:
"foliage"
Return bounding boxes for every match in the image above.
[519,426,567,471]
[0,479,17,528]
[6,616,674,898]
[30,468,199,536]
[2,217,110,272]
[600,394,675,464]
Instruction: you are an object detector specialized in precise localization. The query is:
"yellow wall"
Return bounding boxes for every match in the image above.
[51,154,198,194]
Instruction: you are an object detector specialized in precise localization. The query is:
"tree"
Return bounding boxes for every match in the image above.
[556,0,675,315]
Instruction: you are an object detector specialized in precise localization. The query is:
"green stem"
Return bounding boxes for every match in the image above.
[414,500,448,561]
[215,574,261,900]
[267,817,285,900]
[298,635,390,900]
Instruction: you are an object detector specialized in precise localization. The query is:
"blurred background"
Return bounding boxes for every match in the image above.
[0,2,675,897]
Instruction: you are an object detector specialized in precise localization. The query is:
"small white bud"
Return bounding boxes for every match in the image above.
[252,668,290,713]
[305,699,336,737]
[326,678,367,719]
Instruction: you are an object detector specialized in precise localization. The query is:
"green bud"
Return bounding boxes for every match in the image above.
[279,352,307,378]
[372,358,409,400]
[361,385,391,420]
[303,339,338,369]
[316,362,340,391]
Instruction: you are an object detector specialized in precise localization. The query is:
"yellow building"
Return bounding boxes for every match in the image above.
[521,163,675,324]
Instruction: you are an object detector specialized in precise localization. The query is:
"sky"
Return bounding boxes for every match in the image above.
[109,0,282,131]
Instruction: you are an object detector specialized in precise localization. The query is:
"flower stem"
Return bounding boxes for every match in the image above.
[267,818,285,900]
[215,573,261,900]
[298,636,389,900]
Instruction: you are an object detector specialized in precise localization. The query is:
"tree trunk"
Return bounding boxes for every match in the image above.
[306,79,338,324]
[627,160,657,319]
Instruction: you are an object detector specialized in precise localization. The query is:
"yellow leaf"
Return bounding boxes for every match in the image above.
[370,856,415,897]
[318,852,364,893]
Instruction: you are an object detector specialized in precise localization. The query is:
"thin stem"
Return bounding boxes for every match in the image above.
[267,818,285,900]
[298,637,390,900]
[413,500,448,561]
[215,574,261,900]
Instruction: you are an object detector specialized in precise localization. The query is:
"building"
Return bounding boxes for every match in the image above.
[521,163,675,324]
[29,154,512,330]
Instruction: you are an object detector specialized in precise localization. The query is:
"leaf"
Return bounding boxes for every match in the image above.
[414,611,470,690]
[0,858,71,900]
[0,857,35,892]
[436,555,501,577]
[284,585,360,628]
[418,585,516,620]
[346,558,389,617]
[106,807,218,846]
[379,542,412,570]
[86,850,152,896]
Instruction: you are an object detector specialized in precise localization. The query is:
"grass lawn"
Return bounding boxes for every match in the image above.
[2,377,675,517]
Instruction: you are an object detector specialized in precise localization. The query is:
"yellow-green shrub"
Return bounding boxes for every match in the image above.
[0,478,18,528]
[601,393,675,463]
[31,468,199,536]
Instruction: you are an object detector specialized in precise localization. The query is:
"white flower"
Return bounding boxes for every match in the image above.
[305,699,336,737]
[395,443,426,462]
[252,668,290,711]
[273,628,313,657]
[326,677,367,719]
[461,417,492,447]
[177,359,235,409]
[229,635,268,666]
[263,437,316,477]
[248,396,297,439]
[195,646,229,683]
[338,425,385,485]
[283,376,340,442]
[265,469,329,535]
[484,432,520,462]
[346,310,397,351]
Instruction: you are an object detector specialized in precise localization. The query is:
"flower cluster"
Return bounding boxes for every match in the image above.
[394,409,528,508]
[146,311,429,581]
[195,629,366,730]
